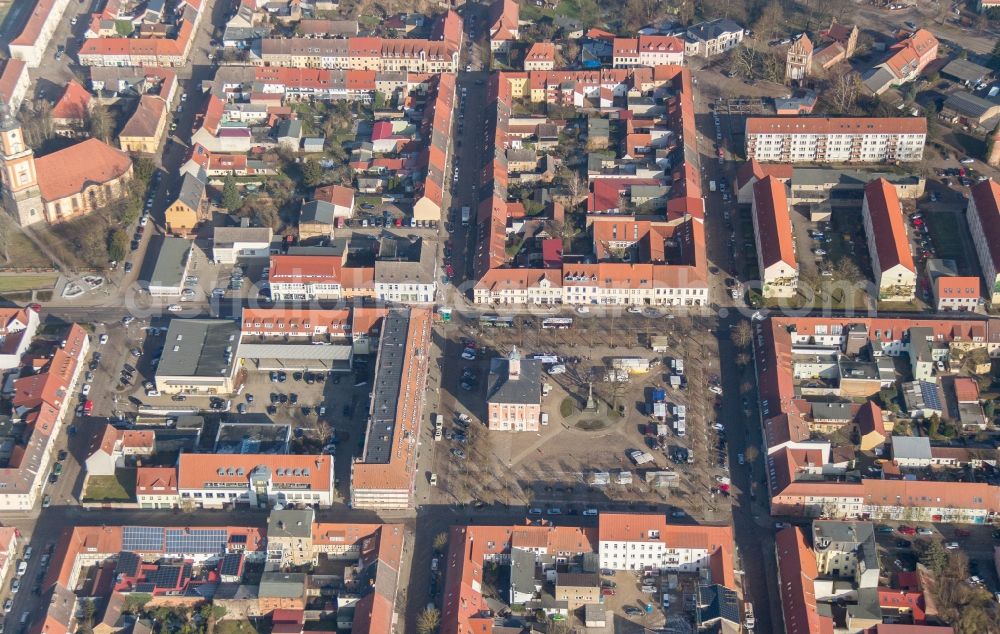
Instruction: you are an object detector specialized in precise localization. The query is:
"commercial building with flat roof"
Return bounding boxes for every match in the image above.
[350,307,432,510]
[140,236,192,297]
[154,319,241,394]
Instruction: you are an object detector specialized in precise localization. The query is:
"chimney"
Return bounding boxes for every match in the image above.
[508,345,521,380]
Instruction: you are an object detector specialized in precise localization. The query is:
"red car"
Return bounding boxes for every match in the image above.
[446,264,455,278]
[83,400,94,415]
[601,588,615,596]
[897,526,916,535]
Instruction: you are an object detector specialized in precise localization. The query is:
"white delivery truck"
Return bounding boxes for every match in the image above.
[433,414,444,441]
[461,206,471,226]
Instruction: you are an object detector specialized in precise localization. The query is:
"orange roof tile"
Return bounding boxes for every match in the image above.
[952,377,979,402]
[50,80,91,121]
[753,176,796,269]
[746,117,927,136]
[775,527,826,634]
[269,255,343,284]
[525,42,555,63]
[936,275,979,300]
[177,454,332,491]
[736,159,793,189]
[241,307,351,337]
[35,139,132,203]
[136,467,178,494]
[864,178,914,274]
[969,179,1000,271]
[313,184,354,208]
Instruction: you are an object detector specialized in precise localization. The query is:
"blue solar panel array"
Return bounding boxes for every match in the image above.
[123,526,165,552]
[219,553,243,577]
[920,381,942,410]
[165,528,229,554]
[115,551,141,577]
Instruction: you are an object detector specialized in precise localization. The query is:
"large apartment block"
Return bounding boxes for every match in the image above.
[752,175,798,298]
[862,179,916,301]
[967,179,1000,303]
[255,10,462,73]
[745,117,927,163]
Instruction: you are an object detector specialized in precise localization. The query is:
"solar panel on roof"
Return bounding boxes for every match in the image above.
[165,528,228,554]
[920,382,942,409]
[148,565,183,589]
[134,582,156,593]
[219,553,244,577]
[115,552,142,577]
[123,526,165,552]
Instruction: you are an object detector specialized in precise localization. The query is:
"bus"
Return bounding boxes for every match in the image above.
[541,317,574,329]
[480,315,514,328]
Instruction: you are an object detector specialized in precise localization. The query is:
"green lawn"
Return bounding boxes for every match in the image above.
[83,471,136,502]
[0,273,58,293]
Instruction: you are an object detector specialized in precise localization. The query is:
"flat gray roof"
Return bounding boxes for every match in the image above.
[238,343,352,361]
[142,236,191,291]
[891,435,932,460]
[157,319,240,379]
[364,309,410,465]
[792,168,921,188]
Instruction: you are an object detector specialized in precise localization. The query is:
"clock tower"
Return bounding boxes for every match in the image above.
[0,107,43,226]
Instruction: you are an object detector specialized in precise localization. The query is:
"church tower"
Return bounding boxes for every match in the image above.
[0,107,43,226]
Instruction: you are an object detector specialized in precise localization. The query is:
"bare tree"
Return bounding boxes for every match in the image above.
[87,103,115,143]
[753,1,786,44]
[732,44,760,79]
[730,320,752,348]
[827,73,862,114]
[416,607,440,634]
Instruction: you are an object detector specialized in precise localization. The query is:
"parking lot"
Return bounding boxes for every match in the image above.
[872,520,1000,599]
[423,313,733,523]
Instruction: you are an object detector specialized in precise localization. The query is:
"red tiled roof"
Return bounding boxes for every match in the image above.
[269,255,342,284]
[177,454,332,491]
[746,117,927,136]
[314,184,354,208]
[952,377,979,402]
[864,178,914,274]
[936,276,979,300]
[736,159,793,189]
[136,467,178,495]
[51,80,91,121]
[241,307,351,337]
[969,179,1000,272]
[855,401,886,438]
[753,176,796,269]
[525,42,555,62]
[775,527,827,634]
[35,139,132,203]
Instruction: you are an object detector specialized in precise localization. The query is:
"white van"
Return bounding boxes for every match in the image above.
[547,364,567,375]
[16,561,26,577]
